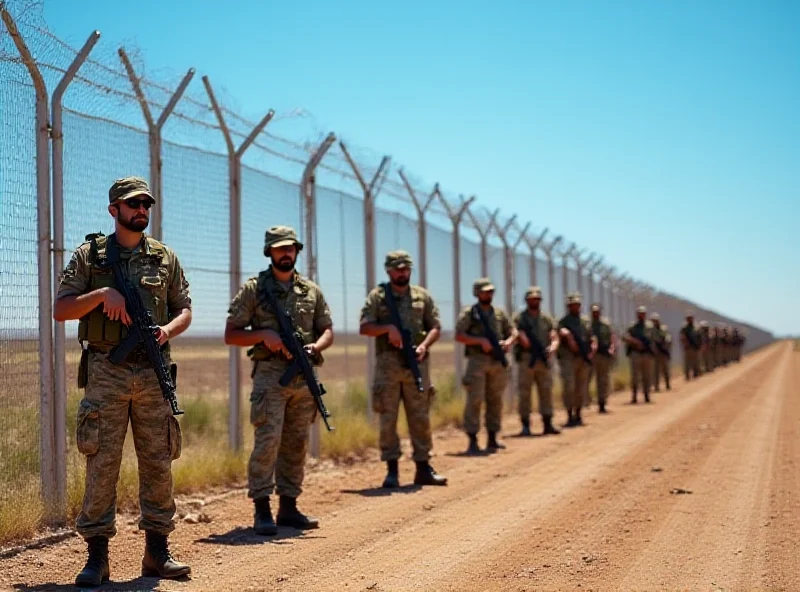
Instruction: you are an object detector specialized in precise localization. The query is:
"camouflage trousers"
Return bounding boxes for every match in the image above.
[702,348,714,373]
[248,360,316,500]
[653,353,671,390]
[630,352,654,395]
[591,354,613,406]
[372,353,434,462]
[462,354,509,434]
[559,355,589,411]
[517,359,554,419]
[684,348,702,379]
[76,351,181,539]
[712,345,721,368]
[734,346,742,362]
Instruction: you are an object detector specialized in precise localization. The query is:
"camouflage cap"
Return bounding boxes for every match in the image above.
[473,277,495,296]
[566,292,581,305]
[263,225,304,256]
[525,286,543,300]
[700,320,709,327]
[108,176,153,204]
[636,305,647,314]
[650,312,661,321]
[590,303,601,312]
[686,309,695,317]
[384,250,413,270]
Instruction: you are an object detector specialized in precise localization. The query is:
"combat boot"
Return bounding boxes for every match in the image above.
[276,496,319,529]
[518,417,532,437]
[413,461,448,486]
[466,433,481,455]
[382,460,400,489]
[75,535,110,588]
[253,496,278,535]
[644,391,651,403]
[630,389,638,404]
[564,410,576,427]
[574,409,584,426]
[141,531,191,579]
[542,414,561,435]
[486,431,506,452]
[598,401,607,414]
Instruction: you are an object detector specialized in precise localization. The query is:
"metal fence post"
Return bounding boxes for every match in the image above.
[525,228,548,287]
[541,236,562,317]
[300,132,336,459]
[51,29,100,522]
[203,75,275,451]
[436,191,475,385]
[118,49,194,242]
[573,251,593,299]
[1,5,57,518]
[338,142,390,417]
[464,206,499,277]
[398,170,437,289]
[560,242,577,300]
[586,257,604,305]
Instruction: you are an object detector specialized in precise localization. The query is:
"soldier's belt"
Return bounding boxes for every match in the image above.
[88,344,151,365]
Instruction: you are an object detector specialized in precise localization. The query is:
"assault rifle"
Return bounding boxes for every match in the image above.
[381,283,424,392]
[563,322,593,364]
[473,305,509,367]
[523,325,549,368]
[103,238,183,416]
[261,285,334,431]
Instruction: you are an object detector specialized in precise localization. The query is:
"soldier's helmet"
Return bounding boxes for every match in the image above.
[384,250,413,271]
[263,225,304,257]
[525,286,543,300]
[590,303,601,312]
[636,305,647,314]
[566,292,581,305]
[650,312,660,321]
[473,277,495,297]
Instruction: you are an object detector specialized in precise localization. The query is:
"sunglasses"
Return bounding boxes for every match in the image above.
[119,197,153,210]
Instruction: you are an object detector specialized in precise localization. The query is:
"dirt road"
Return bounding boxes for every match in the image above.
[2,342,795,592]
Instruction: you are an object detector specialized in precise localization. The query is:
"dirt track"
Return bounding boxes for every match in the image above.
[2,342,796,592]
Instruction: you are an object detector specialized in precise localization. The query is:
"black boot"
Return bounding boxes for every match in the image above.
[75,536,110,587]
[253,497,278,535]
[486,431,506,452]
[466,433,481,455]
[542,414,561,435]
[644,390,651,403]
[666,378,671,390]
[518,417,532,437]
[631,388,638,404]
[382,460,400,489]
[574,409,584,426]
[142,531,191,579]
[598,401,607,414]
[276,496,319,530]
[564,409,576,427]
[413,461,448,486]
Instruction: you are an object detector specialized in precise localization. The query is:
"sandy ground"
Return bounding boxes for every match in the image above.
[1,342,794,592]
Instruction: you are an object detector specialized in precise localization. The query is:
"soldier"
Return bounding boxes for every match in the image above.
[680,311,702,379]
[710,326,721,370]
[225,226,334,535]
[622,306,656,403]
[514,286,560,436]
[732,328,745,362]
[720,325,731,366]
[556,293,596,427]
[53,177,192,587]
[650,313,672,391]
[699,321,714,373]
[359,250,447,488]
[455,278,517,454]
[589,304,616,414]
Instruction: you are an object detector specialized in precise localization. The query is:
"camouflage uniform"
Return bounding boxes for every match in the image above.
[557,293,593,425]
[732,328,744,362]
[710,327,721,369]
[590,306,614,413]
[625,310,655,403]
[681,317,702,379]
[699,321,714,373]
[360,252,439,463]
[457,278,512,445]
[514,287,557,432]
[651,315,672,391]
[57,177,192,585]
[227,228,332,505]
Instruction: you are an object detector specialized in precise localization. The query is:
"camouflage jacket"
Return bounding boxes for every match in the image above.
[557,313,592,359]
[625,320,656,355]
[359,284,440,358]
[456,304,512,357]
[591,317,614,356]
[681,323,702,350]
[513,309,555,362]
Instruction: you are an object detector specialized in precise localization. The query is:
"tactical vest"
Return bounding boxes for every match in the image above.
[374,284,427,355]
[77,232,168,346]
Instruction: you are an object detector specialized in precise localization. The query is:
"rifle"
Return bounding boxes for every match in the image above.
[522,323,549,368]
[685,327,702,350]
[472,305,509,367]
[102,238,183,416]
[380,283,424,392]
[261,283,334,431]
[564,321,592,364]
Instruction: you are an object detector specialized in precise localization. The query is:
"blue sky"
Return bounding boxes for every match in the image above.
[39,0,800,335]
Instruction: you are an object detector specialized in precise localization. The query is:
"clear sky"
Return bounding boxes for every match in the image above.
[40,0,800,335]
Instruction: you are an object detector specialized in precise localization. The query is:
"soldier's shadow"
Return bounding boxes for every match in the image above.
[443,450,494,457]
[196,525,318,547]
[340,484,421,497]
[13,576,181,591]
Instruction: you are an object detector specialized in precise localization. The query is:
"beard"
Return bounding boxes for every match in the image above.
[118,211,149,232]
[271,254,296,272]
[478,294,493,306]
[528,303,541,312]
[391,276,410,287]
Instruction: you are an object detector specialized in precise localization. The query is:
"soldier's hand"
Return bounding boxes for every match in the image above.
[415,343,427,362]
[480,338,494,354]
[518,332,531,349]
[154,326,171,345]
[387,325,403,349]
[102,287,131,326]
[304,343,319,357]
[500,339,512,353]
[262,330,292,359]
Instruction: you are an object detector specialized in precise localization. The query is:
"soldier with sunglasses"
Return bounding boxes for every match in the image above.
[54,177,193,587]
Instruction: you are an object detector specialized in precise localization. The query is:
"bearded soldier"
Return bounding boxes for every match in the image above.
[651,313,672,391]
[359,250,447,488]
[225,226,334,535]
[54,177,192,587]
